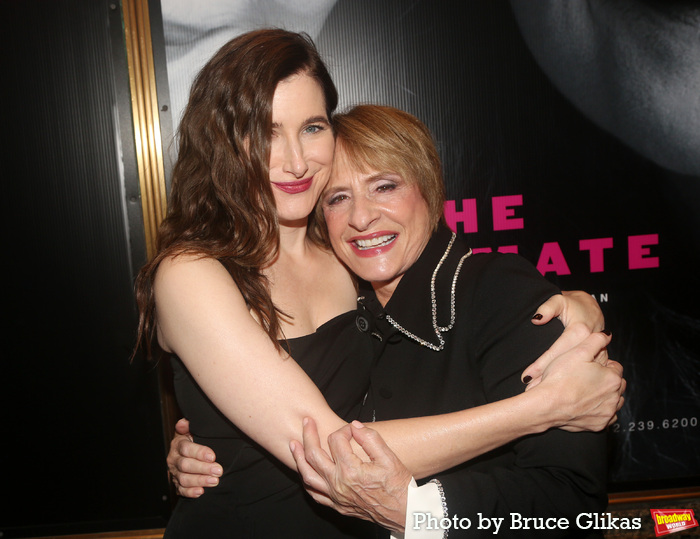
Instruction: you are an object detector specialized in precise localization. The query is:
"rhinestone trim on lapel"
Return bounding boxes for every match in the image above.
[385,233,471,351]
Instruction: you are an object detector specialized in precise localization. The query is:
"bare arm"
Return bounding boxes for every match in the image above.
[156,255,348,470]
[158,258,617,480]
[290,337,624,531]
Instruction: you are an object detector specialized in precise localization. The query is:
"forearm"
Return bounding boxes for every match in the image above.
[366,260,598,479]
[371,387,554,479]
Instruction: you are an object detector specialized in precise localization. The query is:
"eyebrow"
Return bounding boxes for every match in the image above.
[271,115,330,129]
[324,171,396,196]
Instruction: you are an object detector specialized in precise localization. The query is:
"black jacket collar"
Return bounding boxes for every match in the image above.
[358,225,471,349]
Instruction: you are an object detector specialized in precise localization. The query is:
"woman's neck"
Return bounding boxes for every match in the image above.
[278,219,311,257]
[372,277,403,307]
[267,220,357,339]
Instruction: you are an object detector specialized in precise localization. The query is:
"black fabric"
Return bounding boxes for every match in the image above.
[165,310,377,538]
[359,226,607,538]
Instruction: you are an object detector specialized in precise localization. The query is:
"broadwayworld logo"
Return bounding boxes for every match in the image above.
[650,509,698,537]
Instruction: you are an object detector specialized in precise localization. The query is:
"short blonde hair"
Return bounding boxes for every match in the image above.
[332,105,446,229]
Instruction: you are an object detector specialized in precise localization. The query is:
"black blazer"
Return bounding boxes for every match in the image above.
[358,226,607,538]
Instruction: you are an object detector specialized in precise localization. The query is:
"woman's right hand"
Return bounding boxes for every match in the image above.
[167,418,222,498]
[524,290,605,387]
[534,331,626,432]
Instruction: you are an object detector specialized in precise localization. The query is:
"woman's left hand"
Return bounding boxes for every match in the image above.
[167,418,222,497]
[523,290,605,388]
[534,331,625,432]
[290,418,411,533]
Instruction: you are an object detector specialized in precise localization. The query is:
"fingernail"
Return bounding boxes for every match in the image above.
[206,477,219,486]
[531,313,543,321]
[303,417,309,426]
[602,329,611,336]
[522,375,532,384]
[352,420,365,429]
[289,441,296,452]
[212,465,223,476]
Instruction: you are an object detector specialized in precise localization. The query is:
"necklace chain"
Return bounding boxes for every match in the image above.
[385,233,471,351]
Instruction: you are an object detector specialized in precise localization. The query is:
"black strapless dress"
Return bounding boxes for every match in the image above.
[164,309,378,538]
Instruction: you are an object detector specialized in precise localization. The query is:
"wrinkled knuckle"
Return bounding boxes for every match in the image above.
[569,321,592,340]
[176,456,190,474]
[178,474,194,488]
[175,440,188,458]
[301,475,315,490]
[604,368,620,385]
[339,464,358,482]
[305,447,322,464]
[570,345,591,362]
[363,428,379,441]
[335,504,352,516]
[567,290,585,301]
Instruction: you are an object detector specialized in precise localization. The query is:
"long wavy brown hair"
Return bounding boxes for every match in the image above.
[134,29,338,359]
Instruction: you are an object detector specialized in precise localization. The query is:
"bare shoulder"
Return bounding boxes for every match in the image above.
[154,253,249,352]
[155,253,232,293]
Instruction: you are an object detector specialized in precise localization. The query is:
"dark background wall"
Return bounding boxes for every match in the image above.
[1,1,171,536]
[1,0,697,536]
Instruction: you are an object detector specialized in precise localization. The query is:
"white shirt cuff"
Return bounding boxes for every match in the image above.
[391,477,446,539]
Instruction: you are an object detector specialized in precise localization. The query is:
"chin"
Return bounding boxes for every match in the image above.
[350,263,399,286]
[277,205,316,223]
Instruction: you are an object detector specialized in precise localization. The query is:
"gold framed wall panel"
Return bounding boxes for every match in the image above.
[122,0,167,259]
[121,0,179,508]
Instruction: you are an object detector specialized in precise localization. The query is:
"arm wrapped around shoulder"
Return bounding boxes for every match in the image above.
[428,253,609,537]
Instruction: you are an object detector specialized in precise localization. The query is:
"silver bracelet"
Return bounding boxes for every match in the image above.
[428,479,449,539]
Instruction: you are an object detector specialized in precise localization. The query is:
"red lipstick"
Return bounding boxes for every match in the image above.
[272,177,313,194]
[348,232,398,258]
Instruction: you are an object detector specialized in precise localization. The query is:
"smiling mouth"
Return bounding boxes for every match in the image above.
[272,177,313,194]
[353,234,397,250]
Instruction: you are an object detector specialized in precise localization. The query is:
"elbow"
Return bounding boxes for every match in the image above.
[545,466,608,518]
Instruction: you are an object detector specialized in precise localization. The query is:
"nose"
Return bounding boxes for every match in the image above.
[348,194,380,231]
[282,137,308,178]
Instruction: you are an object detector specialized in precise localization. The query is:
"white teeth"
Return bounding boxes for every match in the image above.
[354,234,396,249]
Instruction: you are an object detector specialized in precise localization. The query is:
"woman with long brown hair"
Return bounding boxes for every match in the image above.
[136,29,622,538]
